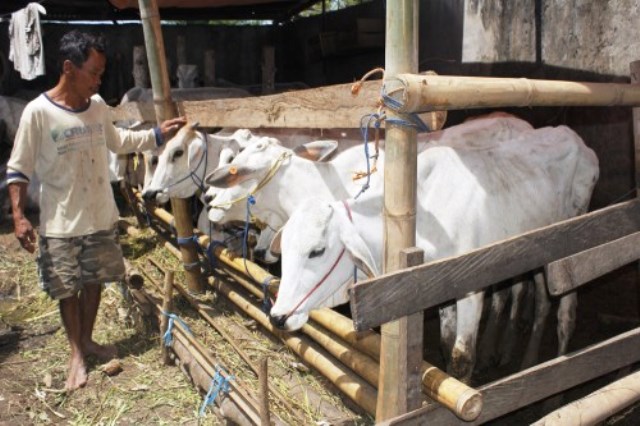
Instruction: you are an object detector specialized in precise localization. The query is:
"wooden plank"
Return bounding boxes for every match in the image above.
[350,199,640,331]
[546,231,640,296]
[381,326,640,425]
[178,80,382,128]
[110,101,157,123]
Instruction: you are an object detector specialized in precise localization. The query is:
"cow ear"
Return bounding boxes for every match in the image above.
[293,140,338,162]
[339,219,378,278]
[269,227,282,255]
[187,138,205,169]
[205,164,260,188]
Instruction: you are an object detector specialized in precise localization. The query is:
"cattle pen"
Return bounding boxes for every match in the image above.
[8,0,635,424]
[103,2,640,425]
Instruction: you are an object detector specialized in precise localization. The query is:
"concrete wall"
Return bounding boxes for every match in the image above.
[0,1,636,210]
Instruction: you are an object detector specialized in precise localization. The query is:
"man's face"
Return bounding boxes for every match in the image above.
[69,48,105,99]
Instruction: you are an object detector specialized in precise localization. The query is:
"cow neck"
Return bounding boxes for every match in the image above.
[282,199,353,321]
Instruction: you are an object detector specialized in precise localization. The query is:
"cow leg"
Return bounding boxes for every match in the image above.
[450,292,484,383]
[521,271,550,370]
[439,304,457,373]
[477,284,509,370]
[498,279,528,366]
[557,291,577,356]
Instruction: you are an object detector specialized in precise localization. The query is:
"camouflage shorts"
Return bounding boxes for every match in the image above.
[37,227,125,300]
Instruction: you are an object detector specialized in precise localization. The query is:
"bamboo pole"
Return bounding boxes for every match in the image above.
[259,357,271,426]
[137,0,204,295]
[531,369,640,426]
[160,271,174,365]
[121,203,482,420]
[377,1,421,421]
[133,276,264,425]
[212,276,379,415]
[144,257,304,419]
[386,74,640,113]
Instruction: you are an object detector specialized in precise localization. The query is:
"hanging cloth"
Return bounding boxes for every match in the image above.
[8,3,46,80]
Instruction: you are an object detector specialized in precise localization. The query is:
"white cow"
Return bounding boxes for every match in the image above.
[204,115,533,262]
[267,124,599,382]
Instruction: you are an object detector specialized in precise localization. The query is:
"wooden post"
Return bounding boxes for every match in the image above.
[377,0,419,422]
[396,248,424,412]
[176,35,187,66]
[160,270,175,365]
[259,356,271,426]
[631,60,640,319]
[137,0,204,294]
[262,46,276,95]
[132,45,149,88]
[204,49,216,86]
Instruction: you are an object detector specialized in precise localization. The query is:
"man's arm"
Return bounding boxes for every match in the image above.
[9,182,36,253]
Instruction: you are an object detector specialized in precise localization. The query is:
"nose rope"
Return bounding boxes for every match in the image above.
[280,200,353,322]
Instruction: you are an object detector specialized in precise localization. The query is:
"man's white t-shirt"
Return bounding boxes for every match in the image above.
[7,93,158,238]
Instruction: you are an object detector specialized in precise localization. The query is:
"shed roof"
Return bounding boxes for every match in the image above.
[0,0,322,22]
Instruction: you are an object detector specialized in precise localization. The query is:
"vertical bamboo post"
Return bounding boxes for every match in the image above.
[631,60,640,319]
[262,46,276,95]
[132,45,149,88]
[160,270,175,365]
[259,356,271,426]
[204,49,216,86]
[377,0,420,422]
[137,0,204,294]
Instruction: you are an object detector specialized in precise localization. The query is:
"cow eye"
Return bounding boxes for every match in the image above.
[171,150,184,161]
[150,156,159,166]
[309,248,325,259]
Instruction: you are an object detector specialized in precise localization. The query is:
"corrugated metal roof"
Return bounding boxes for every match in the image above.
[0,0,322,22]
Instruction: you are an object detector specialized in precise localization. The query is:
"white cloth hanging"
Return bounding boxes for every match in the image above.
[8,3,46,80]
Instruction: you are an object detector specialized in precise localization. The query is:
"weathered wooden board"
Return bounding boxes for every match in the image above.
[381,326,640,425]
[110,101,157,123]
[177,80,382,128]
[350,199,640,331]
[546,231,640,296]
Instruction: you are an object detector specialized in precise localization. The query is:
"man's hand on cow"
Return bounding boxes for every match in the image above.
[159,116,187,141]
[14,216,36,253]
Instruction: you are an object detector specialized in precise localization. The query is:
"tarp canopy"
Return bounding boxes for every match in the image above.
[0,0,323,22]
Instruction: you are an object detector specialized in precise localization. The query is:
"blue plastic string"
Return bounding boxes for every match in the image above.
[199,366,234,417]
[162,311,193,347]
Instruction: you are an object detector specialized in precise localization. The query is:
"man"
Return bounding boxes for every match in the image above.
[7,30,186,391]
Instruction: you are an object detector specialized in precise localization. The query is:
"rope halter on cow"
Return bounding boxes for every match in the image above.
[208,150,293,210]
[166,130,210,193]
[278,200,354,323]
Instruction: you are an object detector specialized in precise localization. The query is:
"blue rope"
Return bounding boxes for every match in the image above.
[206,240,227,269]
[199,366,234,417]
[162,311,193,347]
[261,276,275,314]
[380,87,431,133]
[354,113,383,199]
[176,234,200,247]
[243,195,256,261]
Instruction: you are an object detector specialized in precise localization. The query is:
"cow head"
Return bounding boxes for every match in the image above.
[142,125,255,201]
[268,198,378,331]
[204,138,339,224]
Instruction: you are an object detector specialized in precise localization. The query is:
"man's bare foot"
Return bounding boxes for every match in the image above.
[65,355,88,391]
[82,340,118,362]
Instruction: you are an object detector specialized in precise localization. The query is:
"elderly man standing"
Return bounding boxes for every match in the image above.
[7,30,185,391]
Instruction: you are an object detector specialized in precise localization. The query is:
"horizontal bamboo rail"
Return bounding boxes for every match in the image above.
[531,369,640,426]
[126,191,482,421]
[387,74,640,113]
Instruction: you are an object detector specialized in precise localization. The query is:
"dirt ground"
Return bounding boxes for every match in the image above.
[3,207,640,425]
[0,213,370,425]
